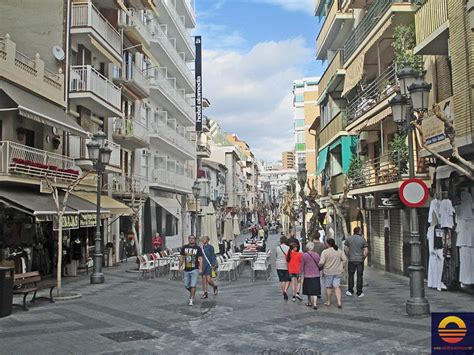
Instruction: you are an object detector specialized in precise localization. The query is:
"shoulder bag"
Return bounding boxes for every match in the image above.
[201,246,217,278]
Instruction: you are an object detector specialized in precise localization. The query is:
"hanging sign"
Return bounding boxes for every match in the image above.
[53,214,79,231]
[399,178,429,208]
[79,213,98,228]
[195,36,203,132]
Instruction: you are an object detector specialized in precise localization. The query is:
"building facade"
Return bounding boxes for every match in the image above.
[282,150,295,170]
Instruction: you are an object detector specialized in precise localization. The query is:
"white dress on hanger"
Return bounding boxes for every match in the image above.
[439,199,455,229]
[427,199,446,290]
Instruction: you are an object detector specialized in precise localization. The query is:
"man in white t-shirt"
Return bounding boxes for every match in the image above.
[275,236,290,300]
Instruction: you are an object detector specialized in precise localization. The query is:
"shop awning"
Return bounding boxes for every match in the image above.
[317,146,329,175]
[72,192,132,216]
[341,136,358,173]
[149,195,181,219]
[0,81,87,137]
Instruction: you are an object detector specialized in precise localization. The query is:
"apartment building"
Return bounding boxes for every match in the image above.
[282,151,295,170]
[0,0,197,257]
[314,0,427,272]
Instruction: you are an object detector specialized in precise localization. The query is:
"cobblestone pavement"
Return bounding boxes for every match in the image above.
[1,233,473,354]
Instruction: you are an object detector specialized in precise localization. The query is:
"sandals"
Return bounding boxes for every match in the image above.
[200,292,208,299]
[324,302,331,307]
[213,285,218,295]
[306,303,312,307]
[337,304,342,309]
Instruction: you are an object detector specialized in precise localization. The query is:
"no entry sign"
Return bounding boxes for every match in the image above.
[399,178,429,208]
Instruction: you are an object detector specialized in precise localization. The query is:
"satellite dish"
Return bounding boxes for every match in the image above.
[52,46,65,61]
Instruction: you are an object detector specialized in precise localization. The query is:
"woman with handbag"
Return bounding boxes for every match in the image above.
[200,236,218,299]
[300,242,321,310]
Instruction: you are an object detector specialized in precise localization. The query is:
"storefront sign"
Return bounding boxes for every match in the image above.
[80,213,97,228]
[374,192,403,209]
[53,214,79,230]
[422,97,453,146]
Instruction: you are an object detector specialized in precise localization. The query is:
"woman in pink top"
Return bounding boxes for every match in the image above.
[300,242,321,310]
[287,242,303,302]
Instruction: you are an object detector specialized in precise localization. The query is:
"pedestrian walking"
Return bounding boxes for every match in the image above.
[301,242,321,310]
[179,235,203,306]
[312,233,326,256]
[200,236,218,299]
[287,231,301,251]
[344,226,368,297]
[319,238,347,308]
[258,225,265,240]
[287,242,303,302]
[275,235,290,300]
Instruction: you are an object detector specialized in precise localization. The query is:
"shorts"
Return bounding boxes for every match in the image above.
[184,269,199,288]
[289,273,300,279]
[276,269,290,282]
[325,274,342,288]
[202,264,212,277]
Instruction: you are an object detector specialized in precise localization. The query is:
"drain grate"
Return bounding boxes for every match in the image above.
[101,330,156,343]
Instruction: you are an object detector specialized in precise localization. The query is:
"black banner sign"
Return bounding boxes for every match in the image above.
[195,36,203,132]
[374,193,403,209]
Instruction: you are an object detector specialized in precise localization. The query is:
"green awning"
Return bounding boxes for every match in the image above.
[341,136,358,173]
[316,146,329,175]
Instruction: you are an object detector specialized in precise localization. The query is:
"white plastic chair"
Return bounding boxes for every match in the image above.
[138,255,155,280]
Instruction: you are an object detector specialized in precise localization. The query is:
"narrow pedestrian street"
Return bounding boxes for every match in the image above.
[0,233,472,354]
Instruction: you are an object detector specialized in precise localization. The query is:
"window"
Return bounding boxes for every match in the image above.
[154,156,166,170]
[329,147,342,176]
[296,131,305,144]
[294,94,304,102]
[294,119,305,128]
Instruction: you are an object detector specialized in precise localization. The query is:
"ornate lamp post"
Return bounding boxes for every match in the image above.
[87,130,112,284]
[297,163,308,249]
[192,181,201,236]
[389,67,432,316]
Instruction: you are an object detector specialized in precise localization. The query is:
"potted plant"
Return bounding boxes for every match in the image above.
[389,133,409,175]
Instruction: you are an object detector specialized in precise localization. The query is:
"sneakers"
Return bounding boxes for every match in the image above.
[345,291,353,296]
[295,293,303,301]
[283,292,289,301]
[292,296,296,302]
[188,298,194,306]
[357,293,365,298]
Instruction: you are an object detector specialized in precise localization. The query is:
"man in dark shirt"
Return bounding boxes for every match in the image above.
[312,233,326,256]
[179,235,203,306]
[286,231,300,251]
[344,226,368,297]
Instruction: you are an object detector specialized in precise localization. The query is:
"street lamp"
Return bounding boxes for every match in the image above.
[192,180,201,236]
[297,163,307,249]
[87,130,112,284]
[389,67,432,316]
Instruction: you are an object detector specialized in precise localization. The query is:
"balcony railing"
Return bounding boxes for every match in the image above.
[69,137,120,168]
[111,174,149,194]
[115,64,150,95]
[322,173,345,196]
[346,64,397,123]
[318,50,344,95]
[0,35,64,105]
[152,121,195,155]
[149,23,194,86]
[0,141,80,182]
[320,110,347,148]
[118,8,153,45]
[71,3,122,55]
[160,0,195,55]
[70,65,121,109]
[350,154,403,189]
[149,68,194,119]
[415,0,448,45]
[151,168,193,190]
[343,0,393,62]
[317,0,348,53]
[114,117,149,143]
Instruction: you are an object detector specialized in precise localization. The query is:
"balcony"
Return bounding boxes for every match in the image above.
[118,9,152,47]
[149,68,194,125]
[350,155,403,191]
[71,3,122,62]
[414,0,449,55]
[343,0,416,64]
[346,64,397,124]
[157,0,196,57]
[321,173,345,197]
[197,142,211,158]
[150,119,195,158]
[177,0,196,29]
[69,65,122,117]
[111,174,149,196]
[316,0,355,60]
[150,168,193,193]
[0,35,65,106]
[319,110,347,148]
[69,137,121,173]
[149,22,195,90]
[318,50,345,99]
[113,117,150,150]
[0,141,82,184]
[113,64,150,98]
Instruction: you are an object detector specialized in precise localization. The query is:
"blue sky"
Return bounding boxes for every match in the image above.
[195,0,325,162]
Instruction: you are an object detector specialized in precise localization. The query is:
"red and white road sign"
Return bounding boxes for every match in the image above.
[399,178,429,208]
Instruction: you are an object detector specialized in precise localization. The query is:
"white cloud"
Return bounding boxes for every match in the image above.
[203,37,312,161]
[257,0,315,14]
[194,23,247,51]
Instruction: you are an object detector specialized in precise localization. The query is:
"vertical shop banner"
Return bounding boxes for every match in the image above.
[195,36,203,132]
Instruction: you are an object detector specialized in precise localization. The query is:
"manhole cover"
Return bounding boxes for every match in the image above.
[101,330,156,343]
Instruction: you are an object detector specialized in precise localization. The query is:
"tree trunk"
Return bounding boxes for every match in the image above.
[131,216,141,256]
[56,214,63,296]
